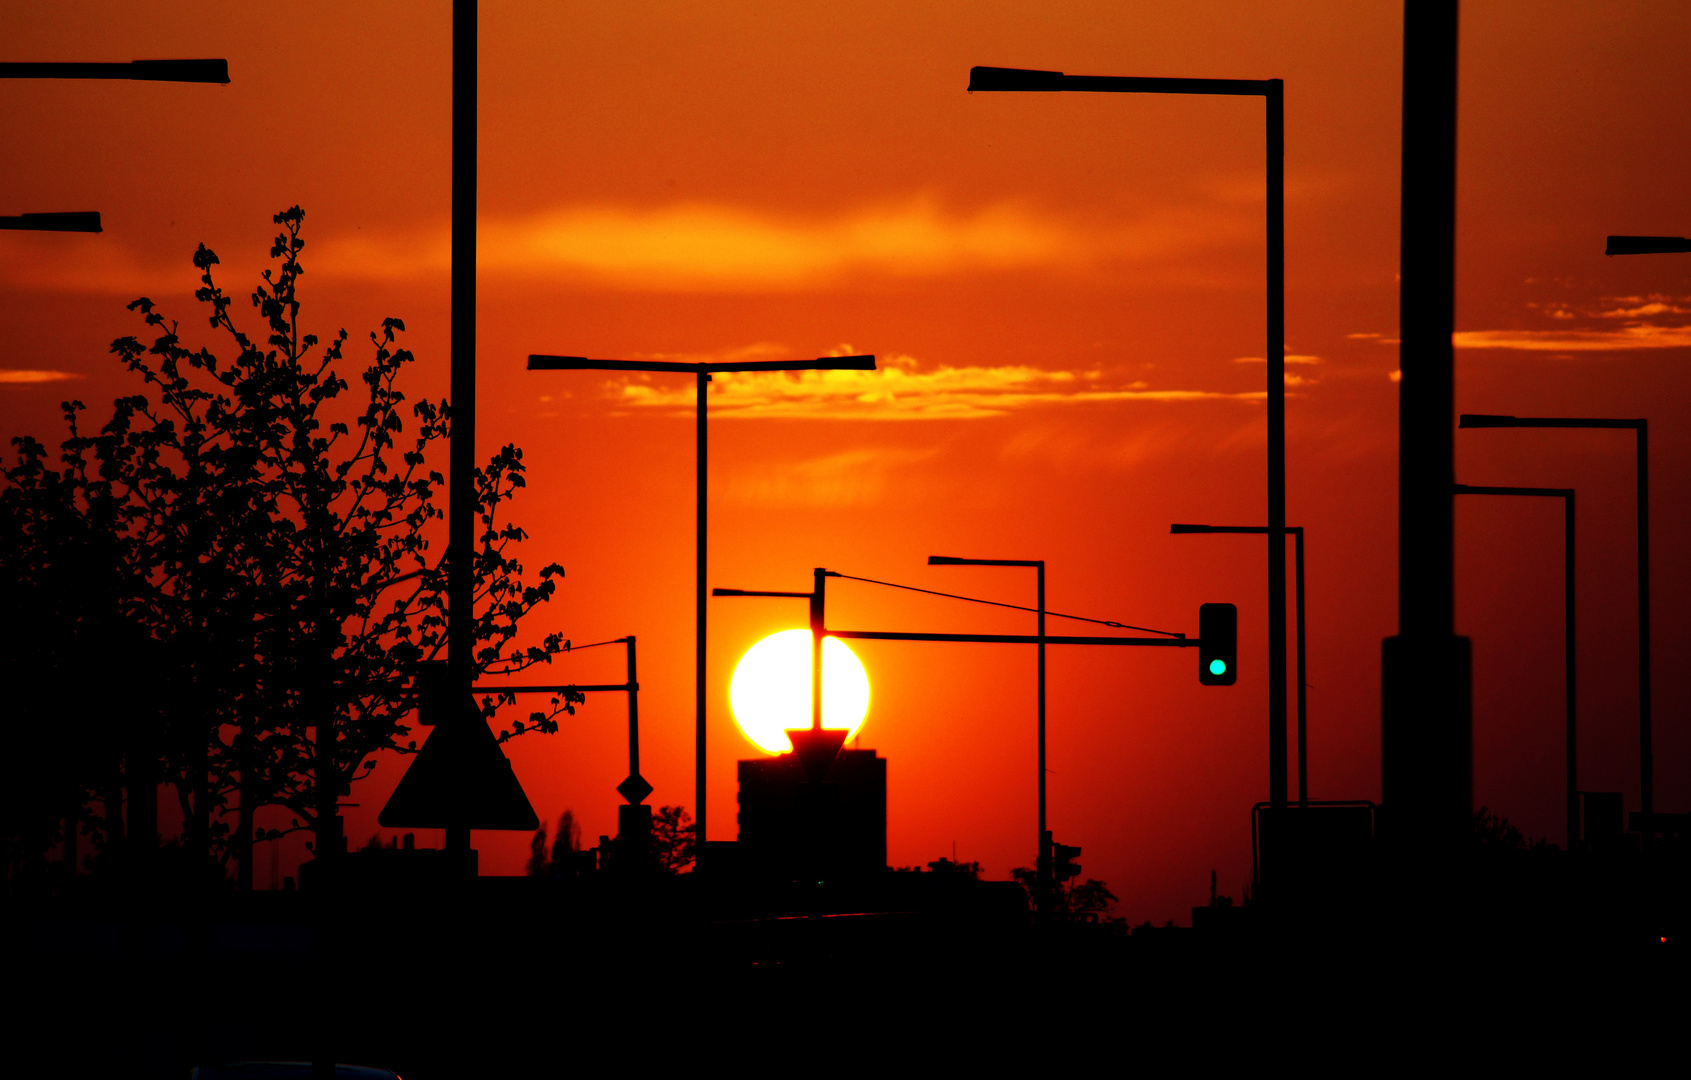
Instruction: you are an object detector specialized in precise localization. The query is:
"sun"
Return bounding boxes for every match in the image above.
[730,629,870,754]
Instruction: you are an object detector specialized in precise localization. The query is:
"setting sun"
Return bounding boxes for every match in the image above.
[729,630,870,755]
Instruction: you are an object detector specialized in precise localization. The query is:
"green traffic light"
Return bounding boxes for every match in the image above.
[1209,659,1227,676]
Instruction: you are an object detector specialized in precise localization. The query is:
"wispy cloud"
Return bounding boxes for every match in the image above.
[3,197,1259,296]
[599,351,1262,420]
[1453,325,1691,351]
[0,369,83,384]
[310,198,1256,292]
[1456,294,1691,351]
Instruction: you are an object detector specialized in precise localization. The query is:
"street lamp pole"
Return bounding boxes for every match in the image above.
[1460,414,1652,818]
[1,60,229,234]
[446,0,478,857]
[527,355,874,859]
[927,556,1048,909]
[966,65,1289,809]
[1452,485,1578,849]
[1170,524,1307,803]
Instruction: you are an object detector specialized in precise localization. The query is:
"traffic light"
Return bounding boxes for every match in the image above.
[1198,602,1237,685]
[1052,842,1082,883]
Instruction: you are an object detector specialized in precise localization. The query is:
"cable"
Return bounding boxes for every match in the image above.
[558,636,628,653]
[829,572,1184,639]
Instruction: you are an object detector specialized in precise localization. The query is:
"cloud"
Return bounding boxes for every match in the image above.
[0,369,83,384]
[599,352,1262,420]
[1453,325,1691,351]
[308,197,1257,292]
[3,197,1260,296]
[1233,354,1322,364]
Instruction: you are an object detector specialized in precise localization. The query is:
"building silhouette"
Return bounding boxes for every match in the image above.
[738,746,887,879]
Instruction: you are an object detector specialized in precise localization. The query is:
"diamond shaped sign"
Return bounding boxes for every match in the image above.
[617,772,654,805]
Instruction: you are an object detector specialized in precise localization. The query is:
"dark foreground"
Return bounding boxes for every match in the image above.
[7,862,1685,1078]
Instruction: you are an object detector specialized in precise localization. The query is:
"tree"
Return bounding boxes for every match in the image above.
[650,805,695,875]
[2,206,576,888]
[1011,865,1117,919]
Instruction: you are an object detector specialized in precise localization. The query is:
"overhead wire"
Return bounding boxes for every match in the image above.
[829,572,1185,639]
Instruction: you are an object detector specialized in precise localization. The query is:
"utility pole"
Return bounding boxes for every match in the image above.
[1384,0,1472,853]
[448,0,477,856]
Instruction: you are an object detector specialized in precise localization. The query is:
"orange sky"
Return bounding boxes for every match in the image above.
[4,1,1691,924]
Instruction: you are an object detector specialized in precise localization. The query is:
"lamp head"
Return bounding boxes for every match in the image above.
[1459,414,1518,428]
[927,556,968,565]
[968,66,1064,92]
[1169,524,1214,533]
[1606,235,1691,256]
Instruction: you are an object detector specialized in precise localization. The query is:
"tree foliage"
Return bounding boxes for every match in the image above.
[650,805,695,875]
[1011,865,1118,919]
[2,207,575,886]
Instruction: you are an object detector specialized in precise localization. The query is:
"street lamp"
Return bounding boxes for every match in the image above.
[1605,236,1691,256]
[528,355,875,855]
[1170,524,1308,804]
[1459,414,1654,819]
[927,555,1049,909]
[966,64,1292,809]
[1452,485,1577,849]
[3,51,231,886]
[1,59,230,232]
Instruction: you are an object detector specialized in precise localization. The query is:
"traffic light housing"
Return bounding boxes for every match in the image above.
[1052,842,1082,883]
[1198,602,1237,685]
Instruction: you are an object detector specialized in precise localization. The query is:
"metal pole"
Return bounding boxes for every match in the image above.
[696,371,708,852]
[1637,423,1651,815]
[446,0,477,855]
[1386,0,1470,848]
[810,568,827,731]
[1036,561,1047,910]
[1565,493,1578,850]
[627,636,640,781]
[1265,79,1288,811]
[1294,527,1307,805]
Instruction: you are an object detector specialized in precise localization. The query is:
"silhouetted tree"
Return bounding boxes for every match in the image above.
[549,810,581,867]
[526,822,549,878]
[1,206,575,888]
[925,858,983,878]
[1012,865,1117,918]
[650,806,695,875]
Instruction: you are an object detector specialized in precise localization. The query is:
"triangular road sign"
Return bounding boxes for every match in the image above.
[378,695,539,831]
[786,727,847,784]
